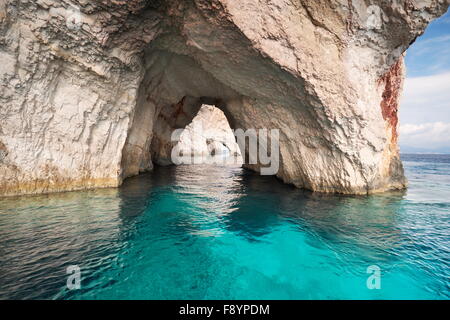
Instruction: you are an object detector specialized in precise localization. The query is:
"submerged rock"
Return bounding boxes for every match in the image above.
[0,0,448,196]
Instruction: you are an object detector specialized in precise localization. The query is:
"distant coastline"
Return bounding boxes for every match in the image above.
[400,146,450,155]
[401,152,450,155]
[400,153,450,164]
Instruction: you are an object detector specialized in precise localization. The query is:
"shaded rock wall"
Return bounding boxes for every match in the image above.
[0,0,448,196]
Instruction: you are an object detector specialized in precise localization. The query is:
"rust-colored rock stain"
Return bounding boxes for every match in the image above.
[378,59,403,143]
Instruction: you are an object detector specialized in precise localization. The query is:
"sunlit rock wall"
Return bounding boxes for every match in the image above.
[0,0,448,196]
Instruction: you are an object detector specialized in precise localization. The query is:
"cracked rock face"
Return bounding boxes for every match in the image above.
[0,0,448,196]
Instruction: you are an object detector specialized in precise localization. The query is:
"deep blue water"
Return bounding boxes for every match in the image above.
[0,154,449,299]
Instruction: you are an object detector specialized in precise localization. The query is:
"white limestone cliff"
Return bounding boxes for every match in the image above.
[0,0,448,196]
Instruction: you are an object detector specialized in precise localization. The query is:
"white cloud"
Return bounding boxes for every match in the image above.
[399,72,450,124]
[399,122,450,150]
[403,72,450,97]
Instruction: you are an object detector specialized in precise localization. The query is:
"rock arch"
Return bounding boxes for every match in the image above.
[0,0,448,196]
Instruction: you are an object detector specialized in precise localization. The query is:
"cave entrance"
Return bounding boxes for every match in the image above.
[169,104,243,167]
[119,49,248,183]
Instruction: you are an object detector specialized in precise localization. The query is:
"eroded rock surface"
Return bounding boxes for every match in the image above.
[0,0,448,196]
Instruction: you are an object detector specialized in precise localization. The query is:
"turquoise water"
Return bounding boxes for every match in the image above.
[0,154,449,299]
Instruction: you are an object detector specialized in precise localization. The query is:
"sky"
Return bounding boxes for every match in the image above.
[399,8,450,153]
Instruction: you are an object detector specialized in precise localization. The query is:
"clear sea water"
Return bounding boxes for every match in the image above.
[0,154,449,300]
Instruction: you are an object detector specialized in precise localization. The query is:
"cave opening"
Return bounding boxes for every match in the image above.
[158,103,243,168]
[119,85,248,184]
[118,44,253,184]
